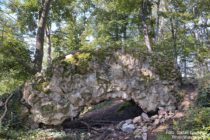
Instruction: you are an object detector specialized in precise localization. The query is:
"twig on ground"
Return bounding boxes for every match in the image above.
[80,121,91,132]
[95,129,112,140]
[0,91,15,124]
[91,127,102,133]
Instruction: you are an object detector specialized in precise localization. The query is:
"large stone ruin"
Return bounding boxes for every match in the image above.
[23,48,180,125]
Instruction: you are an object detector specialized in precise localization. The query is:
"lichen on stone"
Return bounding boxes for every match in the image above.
[41,104,54,114]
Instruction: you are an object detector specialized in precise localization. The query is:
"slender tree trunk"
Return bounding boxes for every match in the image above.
[123,24,127,41]
[34,0,52,72]
[46,25,52,66]
[121,21,127,53]
[203,16,209,41]
[155,0,160,43]
[115,23,119,41]
[170,17,178,64]
[1,26,4,45]
[122,15,128,41]
[83,10,87,27]
[140,0,152,53]
[184,56,187,78]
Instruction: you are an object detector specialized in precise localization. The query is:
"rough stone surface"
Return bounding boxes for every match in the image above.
[134,128,142,138]
[125,119,133,124]
[116,121,125,130]
[153,119,160,127]
[121,123,135,133]
[142,126,148,133]
[151,115,158,120]
[142,132,148,140]
[23,50,179,125]
[133,116,142,124]
[141,113,150,122]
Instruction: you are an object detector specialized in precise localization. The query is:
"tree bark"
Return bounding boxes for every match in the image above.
[155,0,160,43]
[121,19,127,53]
[46,25,52,66]
[184,56,187,78]
[1,26,4,45]
[34,0,52,72]
[140,0,152,53]
[170,17,178,65]
[203,16,209,42]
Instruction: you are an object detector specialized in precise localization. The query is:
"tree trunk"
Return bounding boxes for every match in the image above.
[140,0,152,53]
[155,0,160,43]
[121,21,127,53]
[1,26,4,45]
[203,16,209,42]
[170,17,178,65]
[34,0,52,72]
[115,24,119,41]
[46,25,52,66]
[184,56,187,78]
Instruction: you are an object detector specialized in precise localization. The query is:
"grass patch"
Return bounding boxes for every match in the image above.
[0,127,90,140]
[156,133,172,140]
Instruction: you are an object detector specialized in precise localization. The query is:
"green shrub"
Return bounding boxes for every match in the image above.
[174,90,186,104]
[174,74,210,139]
[179,107,210,131]
[157,133,172,140]
[0,39,32,95]
[173,111,210,140]
[0,127,68,140]
[196,73,210,107]
[196,87,210,107]
[196,74,210,107]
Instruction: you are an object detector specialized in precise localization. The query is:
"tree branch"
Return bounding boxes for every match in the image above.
[0,92,15,124]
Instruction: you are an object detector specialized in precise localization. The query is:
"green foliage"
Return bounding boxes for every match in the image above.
[0,128,69,140]
[0,75,23,96]
[177,107,210,131]
[0,10,33,94]
[0,37,32,95]
[175,75,210,139]
[151,53,181,81]
[196,73,210,107]
[33,81,50,93]
[63,52,91,74]
[51,20,81,55]
[0,39,32,76]
[156,133,172,140]
[8,0,39,34]
[196,86,210,107]
[64,52,90,64]
[0,88,26,129]
[174,90,185,104]
[41,104,55,114]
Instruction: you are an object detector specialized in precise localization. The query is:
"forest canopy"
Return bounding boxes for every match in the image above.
[0,0,209,97]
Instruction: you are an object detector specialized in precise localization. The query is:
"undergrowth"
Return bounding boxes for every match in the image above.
[174,73,210,139]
